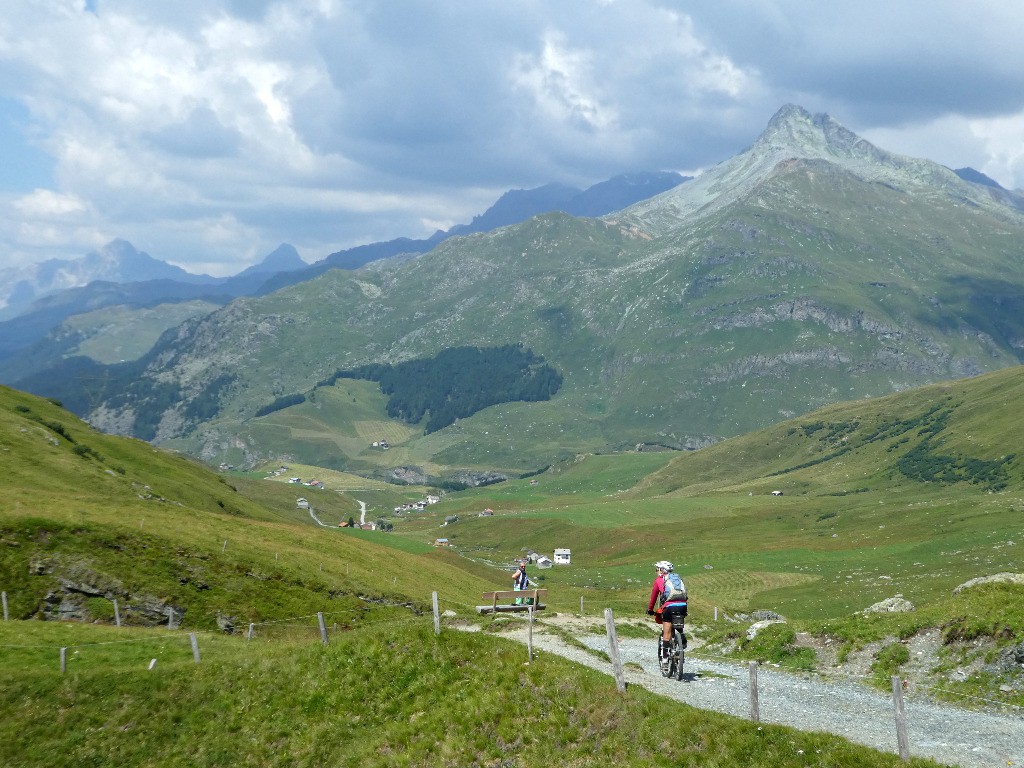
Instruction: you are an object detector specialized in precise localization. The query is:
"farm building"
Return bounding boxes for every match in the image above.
[535,555,553,569]
[554,548,571,565]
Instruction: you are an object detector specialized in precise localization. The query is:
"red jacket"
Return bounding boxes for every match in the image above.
[647,575,665,612]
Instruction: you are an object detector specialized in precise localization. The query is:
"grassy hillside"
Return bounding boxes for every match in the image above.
[0,384,948,766]
[368,368,1024,708]
[0,385,507,629]
[66,300,219,364]
[0,621,936,768]
[416,368,1024,612]
[0,374,1019,763]
[56,141,1024,479]
[0,300,219,384]
[241,379,436,474]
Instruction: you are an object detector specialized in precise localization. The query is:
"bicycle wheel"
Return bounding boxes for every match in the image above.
[672,629,685,680]
[658,638,672,678]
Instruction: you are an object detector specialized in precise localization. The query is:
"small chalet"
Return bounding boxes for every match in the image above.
[434,538,451,547]
[554,548,571,565]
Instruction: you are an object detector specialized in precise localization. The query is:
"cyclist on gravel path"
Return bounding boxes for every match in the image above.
[647,560,687,667]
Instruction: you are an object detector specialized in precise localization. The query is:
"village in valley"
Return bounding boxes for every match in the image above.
[264,461,573,566]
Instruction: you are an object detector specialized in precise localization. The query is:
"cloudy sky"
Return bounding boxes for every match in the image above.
[2,1,1023,276]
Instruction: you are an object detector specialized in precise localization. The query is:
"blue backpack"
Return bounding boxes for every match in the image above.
[662,571,687,602]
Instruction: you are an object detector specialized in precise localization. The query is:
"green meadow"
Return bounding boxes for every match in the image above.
[1,369,1022,764]
[0,621,938,768]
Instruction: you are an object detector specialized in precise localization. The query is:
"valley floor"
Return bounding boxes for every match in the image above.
[487,617,1023,768]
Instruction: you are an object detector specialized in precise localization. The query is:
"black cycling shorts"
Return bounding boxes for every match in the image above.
[662,603,687,625]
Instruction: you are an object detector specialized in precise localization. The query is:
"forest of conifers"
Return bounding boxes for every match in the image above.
[326,344,562,433]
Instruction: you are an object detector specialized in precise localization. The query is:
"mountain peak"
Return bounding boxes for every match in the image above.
[234,243,307,279]
[754,104,881,162]
[616,103,999,235]
[258,243,305,271]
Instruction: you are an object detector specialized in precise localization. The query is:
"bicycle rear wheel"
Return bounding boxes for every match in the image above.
[658,638,672,677]
[671,628,685,680]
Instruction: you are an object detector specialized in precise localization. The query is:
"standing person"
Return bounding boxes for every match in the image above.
[647,560,687,667]
[512,560,530,604]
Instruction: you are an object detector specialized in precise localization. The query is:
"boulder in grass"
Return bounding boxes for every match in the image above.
[985,642,1024,675]
[952,572,1024,595]
[864,596,915,614]
[746,619,786,640]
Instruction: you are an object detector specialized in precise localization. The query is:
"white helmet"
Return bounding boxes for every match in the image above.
[654,560,673,572]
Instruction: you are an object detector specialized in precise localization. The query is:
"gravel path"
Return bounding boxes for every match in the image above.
[500,624,1024,768]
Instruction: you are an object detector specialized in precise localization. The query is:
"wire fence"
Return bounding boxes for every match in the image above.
[2,588,1021,719]
[0,589,439,677]
[4,585,1019,761]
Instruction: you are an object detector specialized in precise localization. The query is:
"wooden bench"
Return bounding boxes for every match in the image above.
[476,589,547,614]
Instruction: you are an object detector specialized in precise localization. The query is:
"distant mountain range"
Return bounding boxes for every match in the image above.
[0,172,688,375]
[256,171,688,292]
[0,242,307,373]
[11,105,1024,479]
[0,239,206,320]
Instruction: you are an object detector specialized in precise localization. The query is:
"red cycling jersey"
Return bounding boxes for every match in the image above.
[647,574,665,612]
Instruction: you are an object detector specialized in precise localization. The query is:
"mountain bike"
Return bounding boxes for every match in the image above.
[658,616,686,680]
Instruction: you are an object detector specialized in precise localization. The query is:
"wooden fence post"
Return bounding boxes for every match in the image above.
[167,607,175,629]
[580,595,584,616]
[714,606,718,622]
[2,591,8,621]
[317,612,329,646]
[432,591,440,636]
[891,676,910,761]
[60,647,67,674]
[748,661,760,722]
[247,623,255,641]
[527,606,535,662]
[222,540,228,552]
[189,633,201,663]
[112,598,121,627]
[604,608,627,693]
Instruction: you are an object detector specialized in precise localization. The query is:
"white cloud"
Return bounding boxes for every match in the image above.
[512,31,617,132]
[0,0,1022,276]
[13,189,88,216]
[969,112,1024,191]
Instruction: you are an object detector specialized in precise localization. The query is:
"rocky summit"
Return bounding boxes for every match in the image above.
[18,105,1024,476]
